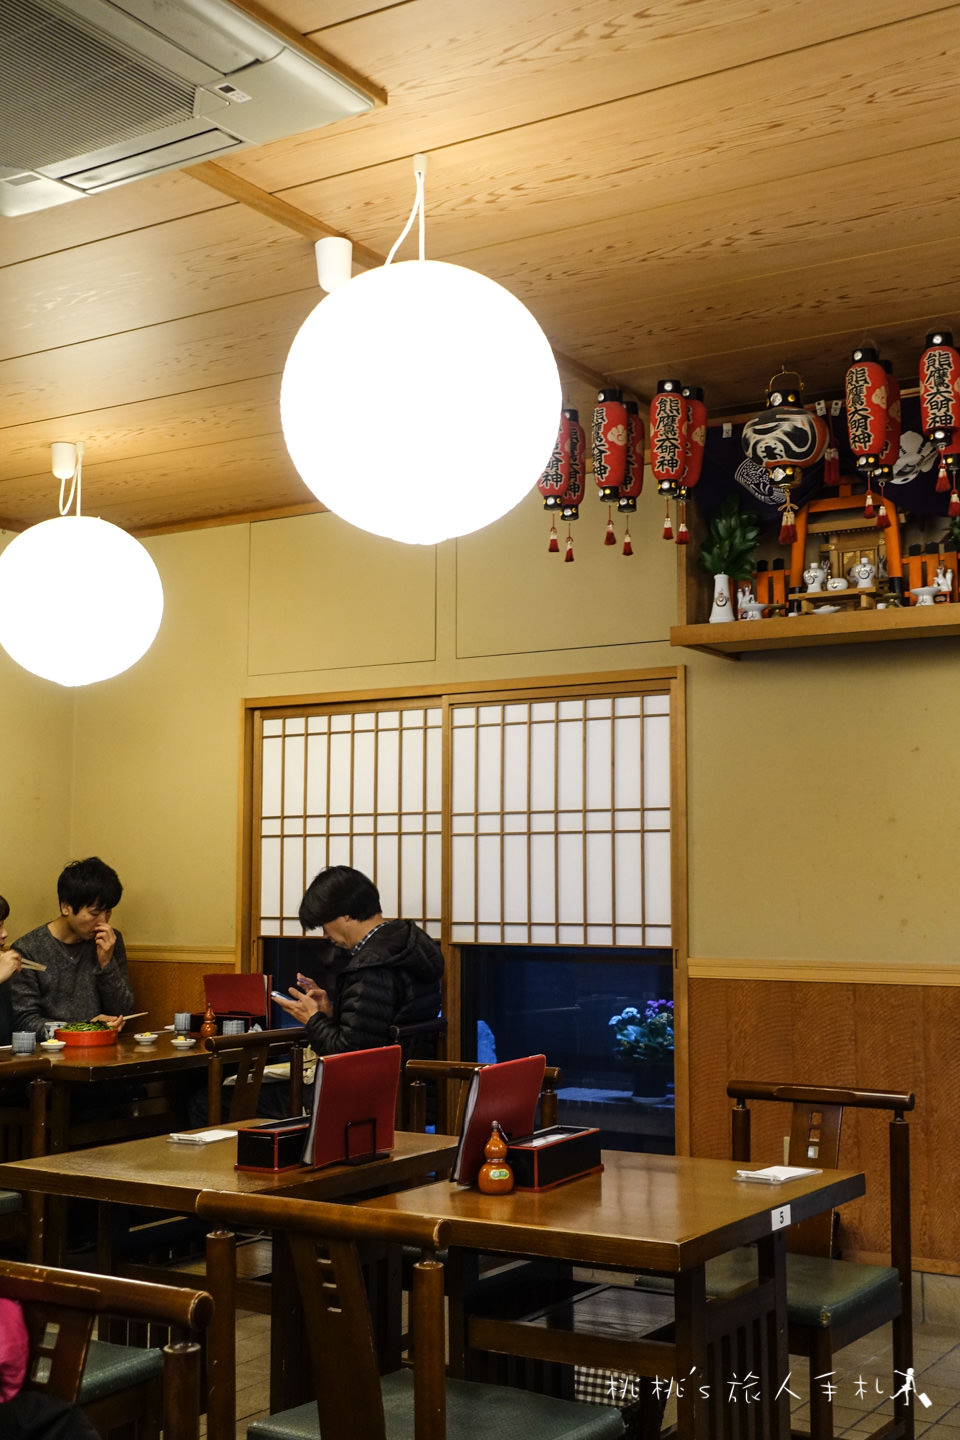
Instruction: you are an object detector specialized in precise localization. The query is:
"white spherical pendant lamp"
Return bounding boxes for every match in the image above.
[0,515,163,686]
[280,158,561,545]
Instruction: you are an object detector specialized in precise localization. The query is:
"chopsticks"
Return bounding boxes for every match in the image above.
[121,1012,148,1024]
[18,958,45,972]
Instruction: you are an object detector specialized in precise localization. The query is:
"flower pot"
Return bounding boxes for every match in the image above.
[632,1060,674,1099]
[708,572,733,623]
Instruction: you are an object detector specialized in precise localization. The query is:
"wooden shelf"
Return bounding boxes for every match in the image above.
[670,602,960,657]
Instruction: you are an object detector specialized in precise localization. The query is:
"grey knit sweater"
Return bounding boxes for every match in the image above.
[10,924,134,1037]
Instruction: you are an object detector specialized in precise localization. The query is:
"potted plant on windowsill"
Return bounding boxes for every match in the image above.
[609,999,674,1098]
[699,496,761,622]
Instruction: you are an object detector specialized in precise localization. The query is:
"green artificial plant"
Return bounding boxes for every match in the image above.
[698,495,761,579]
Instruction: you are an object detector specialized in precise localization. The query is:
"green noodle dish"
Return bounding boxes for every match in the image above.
[58,1022,110,1032]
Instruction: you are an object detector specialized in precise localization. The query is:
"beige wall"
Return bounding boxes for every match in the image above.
[6,488,952,970]
[0,533,75,934]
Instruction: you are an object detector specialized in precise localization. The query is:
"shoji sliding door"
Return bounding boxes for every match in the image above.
[448,692,672,947]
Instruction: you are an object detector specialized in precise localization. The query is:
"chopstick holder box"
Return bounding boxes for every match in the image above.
[506,1125,603,1191]
[235,1118,310,1172]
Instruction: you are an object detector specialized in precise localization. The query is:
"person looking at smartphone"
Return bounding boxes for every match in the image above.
[10,858,134,1039]
[272,865,443,1056]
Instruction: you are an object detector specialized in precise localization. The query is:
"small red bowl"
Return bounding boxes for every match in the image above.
[54,1028,118,1047]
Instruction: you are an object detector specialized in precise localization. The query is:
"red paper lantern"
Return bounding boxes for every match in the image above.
[650,380,687,495]
[591,389,627,500]
[560,410,586,520]
[875,364,901,530]
[742,371,828,544]
[844,347,888,477]
[617,400,645,512]
[919,330,960,492]
[537,413,569,510]
[681,385,707,490]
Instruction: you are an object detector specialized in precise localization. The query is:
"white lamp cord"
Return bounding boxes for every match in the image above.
[385,153,428,266]
[58,441,84,517]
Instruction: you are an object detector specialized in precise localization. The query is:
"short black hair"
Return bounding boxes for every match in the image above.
[57,857,122,914]
[299,866,381,931]
[0,895,8,924]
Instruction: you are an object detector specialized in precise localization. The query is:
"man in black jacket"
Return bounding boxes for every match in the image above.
[273,865,443,1055]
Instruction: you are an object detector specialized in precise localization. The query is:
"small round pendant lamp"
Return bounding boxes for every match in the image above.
[280,157,561,545]
[0,446,163,686]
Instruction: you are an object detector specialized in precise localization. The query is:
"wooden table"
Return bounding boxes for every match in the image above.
[0,1124,458,1440]
[356,1151,865,1439]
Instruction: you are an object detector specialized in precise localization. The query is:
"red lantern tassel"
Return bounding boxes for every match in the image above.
[604,507,617,546]
[564,531,575,563]
[937,456,950,492]
[675,499,690,545]
[778,498,797,546]
[950,490,960,518]
[622,527,633,557]
[863,487,875,519]
[876,502,891,530]
[662,501,673,541]
[548,524,559,553]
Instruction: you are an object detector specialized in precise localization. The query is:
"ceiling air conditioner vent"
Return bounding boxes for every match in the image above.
[0,0,378,216]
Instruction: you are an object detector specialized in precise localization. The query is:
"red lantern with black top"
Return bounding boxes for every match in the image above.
[560,410,586,520]
[591,389,628,500]
[537,413,569,510]
[919,330,960,493]
[844,346,888,477]
[650,380,688,495]
[617,401,645,512]
[680,386,707,490]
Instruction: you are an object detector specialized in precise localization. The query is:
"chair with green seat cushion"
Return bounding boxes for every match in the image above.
[0,1188,23,1215]
[78,1337,163,1403]
[726,1080,915,1440]
[192,1189,623,1440]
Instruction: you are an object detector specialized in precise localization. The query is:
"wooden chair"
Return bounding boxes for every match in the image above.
[404,1058,562,1136]
[0,1067,49,1262]
[724,1080,915,1440]
[204,1025,311,1124]
[194,1189,624,1440]
[389,1017,447,1128]
[0,1257,213,1439]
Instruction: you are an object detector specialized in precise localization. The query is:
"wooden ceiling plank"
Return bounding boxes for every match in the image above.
[218,0,958,188]
[263,13,960,259]
[0,377,284,485]
[0,206,318,363]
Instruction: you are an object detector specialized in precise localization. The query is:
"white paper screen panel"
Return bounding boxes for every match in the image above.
[449,694,671,946]
[258,708,442,937]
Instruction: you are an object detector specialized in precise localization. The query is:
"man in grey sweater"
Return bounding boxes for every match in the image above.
[11,857,134,1038]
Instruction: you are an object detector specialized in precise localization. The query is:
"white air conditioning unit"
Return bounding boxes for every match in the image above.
[0,0,378,216]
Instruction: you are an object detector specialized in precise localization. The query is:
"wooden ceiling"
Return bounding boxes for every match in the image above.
[2,0,959,533]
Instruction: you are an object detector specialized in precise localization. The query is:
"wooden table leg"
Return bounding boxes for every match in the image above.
[45,1085,72,1264]
[673,1266,709,1439]
[205,1227,237,1440]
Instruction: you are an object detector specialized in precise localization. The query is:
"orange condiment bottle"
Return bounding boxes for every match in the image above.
[200,1003,217,1040]
[477,1120,515,1194]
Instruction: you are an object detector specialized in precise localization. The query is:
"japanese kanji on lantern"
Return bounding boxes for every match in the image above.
[919,330,960,512]
[674,385,707,546]
[650,380,688,541]
[615,400,645,555]
[560,407,586,561]
[741,370,828,545]
[844,345,888,520]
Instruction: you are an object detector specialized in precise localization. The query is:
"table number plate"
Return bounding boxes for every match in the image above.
[771,1204,792,1230]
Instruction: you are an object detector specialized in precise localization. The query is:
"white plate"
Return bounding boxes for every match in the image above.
[135,1033,158,1044]
[40,1040,66,1052]
[171,1037,197,1049]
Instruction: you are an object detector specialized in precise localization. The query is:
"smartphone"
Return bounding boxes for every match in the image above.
[270,990,288,1001]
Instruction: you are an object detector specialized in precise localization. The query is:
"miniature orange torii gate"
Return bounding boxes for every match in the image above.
[788,481,903,591]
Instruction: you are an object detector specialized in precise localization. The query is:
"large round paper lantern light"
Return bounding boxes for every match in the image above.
[0,516,163,686]
[281,259,561,545]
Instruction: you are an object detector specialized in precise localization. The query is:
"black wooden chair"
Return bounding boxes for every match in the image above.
[389,1017,447,1128]
[0,1067,49,1262]
[0,1256,212,1439]
[722,1080,916,1440]
[204,1025,311,1123]
[194,1189,624,1440]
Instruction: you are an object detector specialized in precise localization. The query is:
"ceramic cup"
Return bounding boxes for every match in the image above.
[43,1020,65,1041]
[221,1019,246,1036]
[174,1011,192,1034]
[12,1032,36,1054]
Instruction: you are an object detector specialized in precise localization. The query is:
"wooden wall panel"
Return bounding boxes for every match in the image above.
[126,946,235,1033]
[689,978,955,1272]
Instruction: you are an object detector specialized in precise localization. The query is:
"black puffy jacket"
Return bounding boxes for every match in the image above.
[304,919,443,1056]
